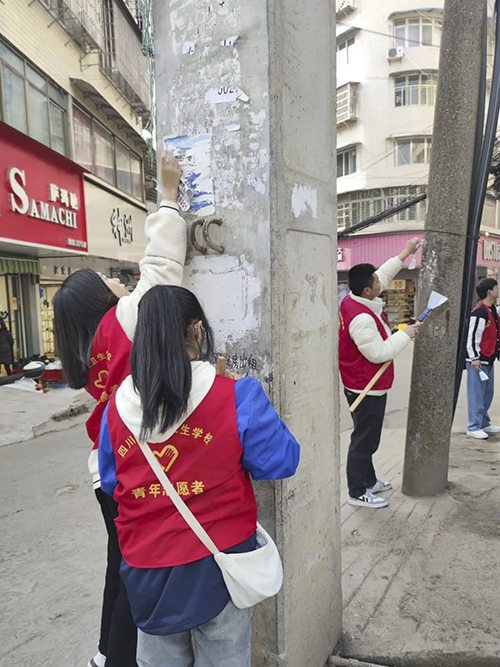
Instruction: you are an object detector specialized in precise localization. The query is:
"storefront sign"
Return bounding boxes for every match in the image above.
[389,279,406,291]
[337,247,344,262]
[483,240,500,262]
[84,179,147,263]
[0,123,87,252]
[111,208,134,246]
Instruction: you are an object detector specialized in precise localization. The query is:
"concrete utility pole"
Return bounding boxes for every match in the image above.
[153,1,341,666]
[403,0,486,496]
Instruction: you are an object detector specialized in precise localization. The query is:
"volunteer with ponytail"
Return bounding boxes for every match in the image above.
[98,285,300,667]
[54,152,186,667]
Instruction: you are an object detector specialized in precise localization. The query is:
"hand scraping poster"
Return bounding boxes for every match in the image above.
[163,134,215,216]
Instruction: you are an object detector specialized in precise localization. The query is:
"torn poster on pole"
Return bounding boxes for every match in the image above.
[163,134,215,216]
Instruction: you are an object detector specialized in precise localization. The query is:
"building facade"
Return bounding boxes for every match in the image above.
[0,0,152,364]
[336,0,499,325]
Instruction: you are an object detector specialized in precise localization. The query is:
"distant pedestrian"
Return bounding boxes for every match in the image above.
[339,239,422,509]
[0,319,14,376]
[466,278,500,440]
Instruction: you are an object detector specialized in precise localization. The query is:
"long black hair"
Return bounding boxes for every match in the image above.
[53,269,119,389]
[130,285,214,441]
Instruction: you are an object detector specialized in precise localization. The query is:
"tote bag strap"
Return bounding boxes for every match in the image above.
[137,439,221,556]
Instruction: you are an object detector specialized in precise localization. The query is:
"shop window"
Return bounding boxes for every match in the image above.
[94,122,115,185]
[116,140,132,194]
[0,39,67,155]
[73,105,144,200]
[28,85,50,147]
[130,153,143,200]
[73,107,93,172]
[2,66,28,133]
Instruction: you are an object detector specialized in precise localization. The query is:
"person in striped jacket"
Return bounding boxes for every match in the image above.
[466,278,500,439]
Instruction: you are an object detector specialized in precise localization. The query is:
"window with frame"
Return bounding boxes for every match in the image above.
[394,16,442,48]
[337,147,357,177]
[0,40,67,155]
[395,137,432,166]
[395,73,437,107]
[337,36,355,67]
[73,106,144,200]
[337,186,426,229]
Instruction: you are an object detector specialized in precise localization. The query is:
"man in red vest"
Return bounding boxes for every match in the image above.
[339,238,421,508]
[466,278,500,439]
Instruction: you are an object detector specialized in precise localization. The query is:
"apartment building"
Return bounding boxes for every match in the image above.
[335,0,499,325]
[0,0,152,361]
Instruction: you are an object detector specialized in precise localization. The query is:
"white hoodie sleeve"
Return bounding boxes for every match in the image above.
[116,200,187,340]
[376,256,405,292]
[349,313,410,364]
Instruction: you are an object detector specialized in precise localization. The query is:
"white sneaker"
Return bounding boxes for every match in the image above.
[483,424,500,434]
[467,429,489,439]
[367,479,392,494]
[348,491,388,508]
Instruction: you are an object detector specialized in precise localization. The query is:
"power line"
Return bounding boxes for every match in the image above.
[337,20,441,48]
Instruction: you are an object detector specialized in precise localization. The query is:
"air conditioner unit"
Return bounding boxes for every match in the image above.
[387,46,404,61]
[336,0,356,16]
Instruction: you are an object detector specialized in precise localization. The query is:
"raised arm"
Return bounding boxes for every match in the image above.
[376,237,420,292]
[116,152,187,339]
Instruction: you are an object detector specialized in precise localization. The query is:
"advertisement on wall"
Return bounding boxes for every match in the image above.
[84,178,147,263]
[0,122,87,252]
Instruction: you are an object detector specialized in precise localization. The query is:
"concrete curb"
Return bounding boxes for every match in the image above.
[332,648,500,667]
[33,394,94,439]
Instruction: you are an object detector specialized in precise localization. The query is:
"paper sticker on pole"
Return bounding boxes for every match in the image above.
[163,134,215,216]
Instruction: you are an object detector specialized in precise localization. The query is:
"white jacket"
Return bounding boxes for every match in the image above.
[345,256,410,396]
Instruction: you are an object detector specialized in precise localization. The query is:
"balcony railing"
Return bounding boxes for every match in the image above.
[337,83,359,125]
[100,0,150,114]
[38,0,104,53]
[395,84,437,107]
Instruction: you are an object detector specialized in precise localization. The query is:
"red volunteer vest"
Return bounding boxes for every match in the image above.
[108,375,258,568]
[472,302,500,358]
[339,295,395,392]
[86,306,132,448]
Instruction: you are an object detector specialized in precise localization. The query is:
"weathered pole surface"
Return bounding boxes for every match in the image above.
[403,0,486,496]
[152,0,341,664]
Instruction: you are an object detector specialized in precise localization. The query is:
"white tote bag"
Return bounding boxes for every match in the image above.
[138,440,283,609]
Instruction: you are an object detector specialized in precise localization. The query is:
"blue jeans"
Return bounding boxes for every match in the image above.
[467,361,495,431]
[136,601,251,667]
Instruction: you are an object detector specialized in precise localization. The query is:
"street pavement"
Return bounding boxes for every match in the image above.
[1,344,499,666]
[0,426,103,667]
[338,345,500,666]
[0,384,91,448]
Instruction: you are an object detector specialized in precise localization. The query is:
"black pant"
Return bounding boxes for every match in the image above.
[2,364,12,375]
[95,488,138,667]
[344,389,387,498]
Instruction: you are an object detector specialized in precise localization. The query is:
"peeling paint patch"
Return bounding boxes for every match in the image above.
[291,184,318,219]
[185,255,262,345]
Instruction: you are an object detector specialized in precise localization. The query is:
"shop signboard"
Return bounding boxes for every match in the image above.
[0,122,87,252]
[389,279,406,291]
[84,178,147,263]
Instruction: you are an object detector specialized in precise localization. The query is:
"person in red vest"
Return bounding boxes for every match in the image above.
[465,278,500,439]
[54,152,186,667]
[98,285,300,667]
[339,238,421,509]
